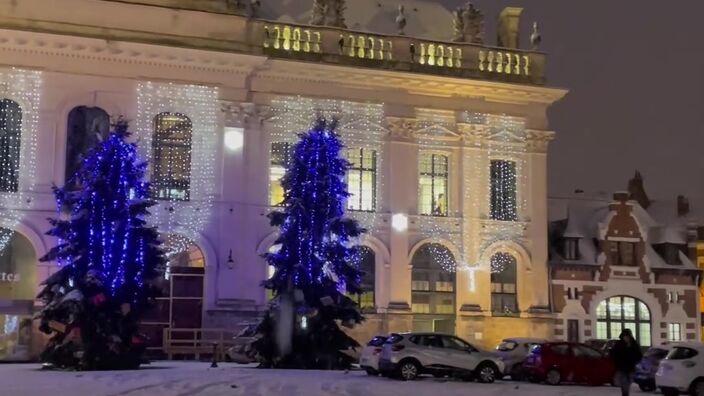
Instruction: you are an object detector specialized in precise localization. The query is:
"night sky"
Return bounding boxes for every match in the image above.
[440,0,704,204]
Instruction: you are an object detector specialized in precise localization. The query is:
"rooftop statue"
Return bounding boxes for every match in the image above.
[310,0,347,28]
[452,2,484,44]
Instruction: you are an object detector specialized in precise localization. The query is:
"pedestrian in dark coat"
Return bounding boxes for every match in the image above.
[609,329,643,396]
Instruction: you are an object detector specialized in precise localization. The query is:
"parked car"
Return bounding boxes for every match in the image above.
[493,337,546,379]
[656,342,704,396]
[634,345,672,392]
[378,332,504,382]
[359,335,387,375]
[522,342,616,386]
[585,338,618,354]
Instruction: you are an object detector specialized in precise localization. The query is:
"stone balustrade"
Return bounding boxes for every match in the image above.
[257,21,544,85]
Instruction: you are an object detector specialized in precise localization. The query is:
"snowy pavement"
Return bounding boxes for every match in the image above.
[1,362,647,396]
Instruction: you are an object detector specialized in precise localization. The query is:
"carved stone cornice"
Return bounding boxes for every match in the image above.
[221,101,272,127]
[385,117,417,141]
[526,129,556,153]
[458,123,489,146]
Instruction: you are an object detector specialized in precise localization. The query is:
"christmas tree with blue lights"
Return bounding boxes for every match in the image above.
[252,118,365,369]
[36,120,165,370]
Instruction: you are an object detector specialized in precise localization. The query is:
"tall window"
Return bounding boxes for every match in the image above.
[0,99,22,193]
[490,253,518,315]
[668,323,682,342]
[65,106,110,186]
[490,160,517,221]
[609,241,638,266]
[152,113,192,201]
[351,246,375,311]
[347,148,377,212]
[596,296,651,346]
[270,142,293,206]
[564,238,580,260]
[411,244,455,315]
[419,153,449,216]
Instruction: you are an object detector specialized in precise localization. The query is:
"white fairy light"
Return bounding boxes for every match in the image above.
[136,82,219,254]
[0,68,42,252]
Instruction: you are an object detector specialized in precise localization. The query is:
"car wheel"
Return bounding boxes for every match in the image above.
[661,388,679,396]
[475,362,499,384]
[691,380,704,396]
[638,382,656,392]
[545,368,562,386]
[398,360,420,381]
[365,368,378,376]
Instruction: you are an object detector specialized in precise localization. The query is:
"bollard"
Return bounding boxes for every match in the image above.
[211,342,218,368]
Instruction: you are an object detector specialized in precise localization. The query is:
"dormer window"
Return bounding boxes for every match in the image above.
[564,238,580,260]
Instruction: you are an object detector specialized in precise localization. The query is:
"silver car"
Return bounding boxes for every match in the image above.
[493,337,546,379]
[378,332,504,382]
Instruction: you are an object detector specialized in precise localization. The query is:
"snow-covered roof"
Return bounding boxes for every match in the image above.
[549,194,700,269]
[258,0,456,41]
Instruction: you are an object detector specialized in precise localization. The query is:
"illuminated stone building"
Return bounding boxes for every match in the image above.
[0,0,567,359]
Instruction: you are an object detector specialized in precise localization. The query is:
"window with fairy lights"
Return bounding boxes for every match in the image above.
[269,142,293,206]
[346,148,377,212]
[490,160,518,221]
[490,253,518,316]
[411,243,456,315]
[65,106,110,186]
[152,112,193,201]
[350,246,376,311]
[419,153,449,217]
[0,99,22,193]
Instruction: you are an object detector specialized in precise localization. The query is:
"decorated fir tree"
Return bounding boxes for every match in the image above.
[36,120,165,370]
[252,118,365,369]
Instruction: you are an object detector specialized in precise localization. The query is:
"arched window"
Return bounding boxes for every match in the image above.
[65,106,110,185]
[0,228,36,362]
[490,253,518,316]
[351,246,375,311]
[0,99,22,192]
[411,243,456,333]
[596,296,651,346]
[152,113,192,201]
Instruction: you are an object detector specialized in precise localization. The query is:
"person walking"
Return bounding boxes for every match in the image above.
[609,328,643,396]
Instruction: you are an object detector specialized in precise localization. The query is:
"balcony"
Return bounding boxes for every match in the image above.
[258,21,545,86]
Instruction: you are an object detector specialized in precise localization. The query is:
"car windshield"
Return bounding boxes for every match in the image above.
[497,340,518,351]
[644,347,668,359]
[667,347,699,360]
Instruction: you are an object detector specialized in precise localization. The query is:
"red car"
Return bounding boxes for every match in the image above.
[522,342,616,386]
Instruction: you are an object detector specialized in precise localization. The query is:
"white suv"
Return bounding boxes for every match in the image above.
[378,332,504,382]
[656,342,704,396]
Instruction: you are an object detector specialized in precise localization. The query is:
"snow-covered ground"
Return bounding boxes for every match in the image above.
[1,362,645,396]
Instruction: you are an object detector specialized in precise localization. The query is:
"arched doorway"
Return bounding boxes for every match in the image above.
[411,243,456,333]
[0,229,36,361]
[596,296,652,347]
[141,238,205,355]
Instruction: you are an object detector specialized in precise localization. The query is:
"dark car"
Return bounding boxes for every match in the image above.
[522,342,616,386]
[585,339,618,354]
[634,346,671,392]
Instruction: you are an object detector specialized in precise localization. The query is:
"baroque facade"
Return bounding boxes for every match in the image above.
[0,0,567,359]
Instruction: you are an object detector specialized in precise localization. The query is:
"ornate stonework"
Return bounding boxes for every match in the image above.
[525,129,555,153]
[221,101,272,127]
[385,117,416,140]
